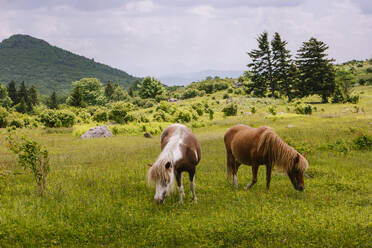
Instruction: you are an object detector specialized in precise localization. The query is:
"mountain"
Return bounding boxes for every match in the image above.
[159,70,243,86]
[0,34,139,95]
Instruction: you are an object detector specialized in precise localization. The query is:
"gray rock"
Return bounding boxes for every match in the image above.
[80,125,114,139]
[144,132,153,138]
[287,124,296,128]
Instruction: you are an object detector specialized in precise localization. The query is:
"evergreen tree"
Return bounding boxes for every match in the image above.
[247,32,276,97]
[68,86,85,107]
[47,91,59,109]
[105,81,114,99]
[28,84,39,106]
[18,81,29,105]
[296,38,335,102]
[7,80,18,105]
[271,32,295,101]
[15,97,28,113]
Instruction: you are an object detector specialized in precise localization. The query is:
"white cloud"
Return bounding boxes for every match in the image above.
[0,0,371,77]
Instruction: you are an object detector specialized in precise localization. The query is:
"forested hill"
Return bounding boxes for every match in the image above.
[0,34,139,95]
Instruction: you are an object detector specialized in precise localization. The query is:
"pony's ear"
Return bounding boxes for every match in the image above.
[295,154,300,164]
[147,163,153,167]
[302,152,307,158]
[165,162,171,169]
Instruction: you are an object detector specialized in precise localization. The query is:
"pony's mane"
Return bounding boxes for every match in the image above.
[147,126,185,185]
[257,127,308,172]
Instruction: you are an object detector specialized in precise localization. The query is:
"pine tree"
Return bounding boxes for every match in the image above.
[28,84,39,106]
[247,32,276,97]
[7,80,18,105]
[271,32,295,101]
[105,81,114,100]
[15,97,28,113]
[68,86,85,107]
[47,91,59,109]
[296,38,335,102]
[18,81,29,105]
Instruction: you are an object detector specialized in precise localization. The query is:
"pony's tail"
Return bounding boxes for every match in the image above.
[226,150,237,179]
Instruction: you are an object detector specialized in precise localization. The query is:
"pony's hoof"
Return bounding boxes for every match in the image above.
[193,197,198,203]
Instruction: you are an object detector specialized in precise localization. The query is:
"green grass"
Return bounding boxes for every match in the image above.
[0,89,372,247]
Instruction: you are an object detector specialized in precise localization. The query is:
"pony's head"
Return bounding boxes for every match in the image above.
[147,161,174,203]
[287,153,308,191]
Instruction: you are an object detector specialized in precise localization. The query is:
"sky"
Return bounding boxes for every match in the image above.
[0,0,371,77]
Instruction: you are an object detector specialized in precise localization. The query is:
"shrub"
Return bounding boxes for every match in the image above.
[93,109,108,122]
[7,132,50,194]
[9,119,23,128]
[153,110,172,122]
[227,88,233,93]
[174,110,192,123]
[223,93,230,99]
[109,102,132,124]
[208,109,214,120]
[295,104,312,115]
[0,106,8,128]
[250,106,257,114]
[222,103,238,116]
[268,106,277,115]
[192,103,204,116]
[157,101,175,114]
[353,134,372,150]
[182,89,199,99]
[39,110,76,128]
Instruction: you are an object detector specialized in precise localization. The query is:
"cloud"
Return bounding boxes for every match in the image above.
[0,0,371,77]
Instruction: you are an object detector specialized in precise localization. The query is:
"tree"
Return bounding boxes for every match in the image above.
[28,84,39,106]
[18,81,29,106]
[247,32,276,97]
[138,77,164,99]
[0,83,12,108]
[332,69,357,103]
[105,81,114,99]
[296,38,335,102]
[68,86,86,107]
[47,91,59,109]
[70,78,106,106]
[271,32,295,101]
[7,80,17,105]
[15,97,28,113]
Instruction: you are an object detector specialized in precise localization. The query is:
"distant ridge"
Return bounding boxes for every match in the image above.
[159,70,243,86]
[0,34,139,95]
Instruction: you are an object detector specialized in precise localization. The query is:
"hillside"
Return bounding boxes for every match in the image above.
[0,34,139,95]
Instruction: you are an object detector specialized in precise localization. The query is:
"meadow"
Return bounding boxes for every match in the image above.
[0,87,371,247]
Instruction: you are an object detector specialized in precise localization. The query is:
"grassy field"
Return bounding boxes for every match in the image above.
[0,88,371,247]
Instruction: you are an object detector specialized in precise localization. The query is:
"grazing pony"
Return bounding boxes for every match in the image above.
[224,124,308,191]
[147,124,201,203]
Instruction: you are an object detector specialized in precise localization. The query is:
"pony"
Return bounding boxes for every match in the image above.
[224,124,308,191]
[147,124,201,203]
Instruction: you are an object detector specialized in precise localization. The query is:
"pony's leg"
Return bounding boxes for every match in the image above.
[226,151,238,188]
[175,170,184,203]
[188,169,197,203]
[266,164,272,190]
[233,160,241,189]
[244,165,258,190]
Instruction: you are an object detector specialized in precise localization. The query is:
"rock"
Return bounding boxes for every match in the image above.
[234,81,243,88]
[80,125,114,139]
[167,98,179,102]
[278,112,286,115]
[144,132,153,138]
[245,112,252,115]
[287,124,296,128]
[107,122,117,126]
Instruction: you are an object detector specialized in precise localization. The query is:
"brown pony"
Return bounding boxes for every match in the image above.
[148,124,201,203]
[224,124,308,191]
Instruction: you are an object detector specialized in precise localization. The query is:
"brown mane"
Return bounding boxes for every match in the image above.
[257,127,308,173]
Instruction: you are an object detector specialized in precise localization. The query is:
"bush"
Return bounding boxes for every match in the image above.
[295,104,312,115]
[0,106,8,128]
[222,103,238,116]
[174,110,192,123]
[109,102,132,124]
[191,103,204,116]
[9,119,23,128]
[157,101,175,114]
[182,89,199,99]
[40,110,76,128]
[223,93,230,99]
[7,132,51,193]
[268,106,277,115]
[353,134,372,150]
[153,110,173,122]
[93,109,108,122]
[250,106,257,114]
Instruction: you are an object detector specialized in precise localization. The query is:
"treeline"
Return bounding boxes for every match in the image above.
[243,32,359,103]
